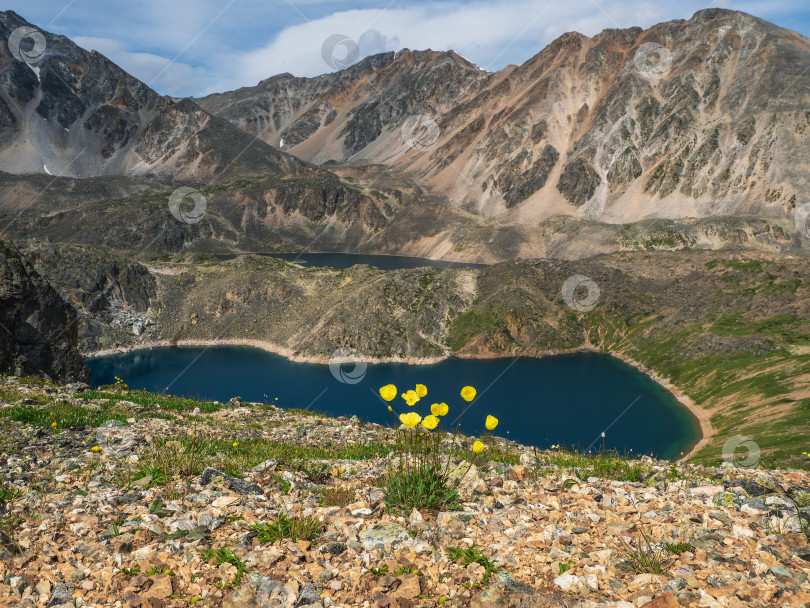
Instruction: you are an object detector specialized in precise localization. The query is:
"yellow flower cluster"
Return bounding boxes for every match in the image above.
[381,382,500,457]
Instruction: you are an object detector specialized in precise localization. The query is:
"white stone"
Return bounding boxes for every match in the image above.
[732,524,755,538]
[553,574,587,593]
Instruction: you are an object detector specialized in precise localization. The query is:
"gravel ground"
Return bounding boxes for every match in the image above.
[0,378,809,608]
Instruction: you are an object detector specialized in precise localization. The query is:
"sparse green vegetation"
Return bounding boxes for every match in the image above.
[617,527,672,574]
[664,541,693,555]
[200,547,249,586]
[0,480,24,554]
[249,512,324,543]
[287,408,328,418]
[120,566,141,576]
[384,465,461,512]
[80,389,223,414]
[446,545,500,586]
[320,487,356,507]
[144,564,174,576]
[536,448,651,482]
[135,435,390,486]
[0,402,128,428]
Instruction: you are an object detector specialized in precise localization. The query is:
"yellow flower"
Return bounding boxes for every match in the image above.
[415,384,427,398]
[402,390,420,407]
[387,406,393,413]
[50,422,57,427]
[232,442,238,447]
[91,446,102,452]
[400,412,422,428]
[422,415,439,430]
[460,386,477,402]
[485,415,499,431]
[431,402,449,417]
[473,440,485,454]
[379,384,397,402]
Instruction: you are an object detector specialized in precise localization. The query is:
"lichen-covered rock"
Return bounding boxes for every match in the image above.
[358,522,414,552]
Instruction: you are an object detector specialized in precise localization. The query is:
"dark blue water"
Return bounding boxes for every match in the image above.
[214,252,488,270]
[86,347,700,459]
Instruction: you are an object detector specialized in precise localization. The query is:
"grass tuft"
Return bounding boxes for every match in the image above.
[249,512,324,543]
[201,547,250,585]
[536,448,651,482]
[321,487,356,507]
[617,526,672,574]
[384,465,460,512]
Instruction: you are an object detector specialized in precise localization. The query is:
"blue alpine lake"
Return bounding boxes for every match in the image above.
[86,347,700,460]
[213,252,488,270]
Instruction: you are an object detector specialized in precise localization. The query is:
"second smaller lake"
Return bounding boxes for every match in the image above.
[213,252,488,270]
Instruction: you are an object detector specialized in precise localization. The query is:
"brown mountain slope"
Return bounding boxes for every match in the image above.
[199,9,810,228]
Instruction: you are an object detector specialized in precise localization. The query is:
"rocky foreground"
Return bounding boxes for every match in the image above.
[0,378,809,608]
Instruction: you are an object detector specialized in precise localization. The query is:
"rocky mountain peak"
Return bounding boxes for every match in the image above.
[197,8,810,234]
[0,11,307,180]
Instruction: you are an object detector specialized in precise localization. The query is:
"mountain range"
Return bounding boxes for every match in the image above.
[200,8,810,225]
[0,8,809,261]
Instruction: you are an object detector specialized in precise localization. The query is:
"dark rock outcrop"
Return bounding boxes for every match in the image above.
[0,240,88,381]
[557,157,601,206]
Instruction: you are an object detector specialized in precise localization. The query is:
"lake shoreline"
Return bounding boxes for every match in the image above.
[84,339,710,461]
[607,351,712,462]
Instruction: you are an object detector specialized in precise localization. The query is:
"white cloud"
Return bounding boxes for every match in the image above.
[229,0,719,88]
[28,0,808,97]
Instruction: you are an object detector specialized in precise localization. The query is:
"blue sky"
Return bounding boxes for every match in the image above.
[7,0,810,97]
